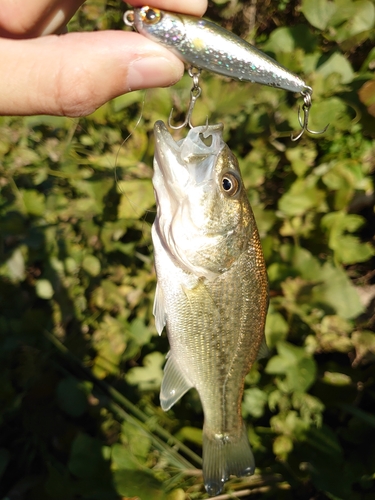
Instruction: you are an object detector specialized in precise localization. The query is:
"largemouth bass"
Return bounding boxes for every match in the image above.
[151,121,269,496]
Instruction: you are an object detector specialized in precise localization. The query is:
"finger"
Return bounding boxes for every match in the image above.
[125,0,208,17]
[0,31,184,117]
[0,0,84,37]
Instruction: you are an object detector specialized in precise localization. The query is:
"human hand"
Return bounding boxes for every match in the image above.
[0,0,207,116]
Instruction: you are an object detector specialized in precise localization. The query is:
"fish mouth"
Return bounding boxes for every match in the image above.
[153,121,179,159]
[153,120,224,188]
[153,121,184,188]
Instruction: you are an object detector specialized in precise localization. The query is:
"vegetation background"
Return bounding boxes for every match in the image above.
[1,0,375,498]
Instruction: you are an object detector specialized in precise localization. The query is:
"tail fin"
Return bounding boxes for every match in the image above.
[202,424,255,497]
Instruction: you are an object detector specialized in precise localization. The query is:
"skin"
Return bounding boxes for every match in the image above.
[0,0,207,116]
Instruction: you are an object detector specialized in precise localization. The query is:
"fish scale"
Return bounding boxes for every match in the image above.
[152,121,268,496]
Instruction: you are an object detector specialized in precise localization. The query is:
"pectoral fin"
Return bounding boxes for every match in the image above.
[160,354,193,411]
[153,283,166,335]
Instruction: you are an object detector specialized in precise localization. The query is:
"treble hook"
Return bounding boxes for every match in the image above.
[291,87,329,141]
[168,67,202,130]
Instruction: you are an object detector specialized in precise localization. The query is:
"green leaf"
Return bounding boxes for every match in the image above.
[45,463,74,499]
[56,377,88,417]
[265,310,289,347]
[273,434,294,460]
[266,341,317,392]
[175,426,203,445]
[317,52,354,84]
[68,434,108,479]
[125,351,164,390]
[111,443,139,470]
[278,176,327,216]
[128,317,154,347]
[113,469,165,499]
[312,263,364,319]
[243,388,268,418]
[323,371,351,385]
[322,211,375,264]
[351,330,375,364]
[22,189,46,216]
[117,179,155,219]
[285,145,317,177]
[121,421,152,460]
[331,0,375,42]
[340,404,375,428]
[6,247,26,281]
[262,25,318,53]
[35,279,54,299]
[300,0,337,30]
[112,90,144,112]
[82,254,101,276]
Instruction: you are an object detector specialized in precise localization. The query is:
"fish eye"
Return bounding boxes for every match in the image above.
[139,6,162,24]
[221,172,240,197]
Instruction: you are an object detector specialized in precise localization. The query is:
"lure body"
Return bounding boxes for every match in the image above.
[130,6,307,93]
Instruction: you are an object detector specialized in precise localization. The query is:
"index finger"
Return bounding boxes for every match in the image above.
[125,0,208,18]
[0,0,84,37]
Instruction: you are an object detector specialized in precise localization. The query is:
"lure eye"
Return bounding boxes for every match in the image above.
[221,173,240,197]
[139,6,162,24]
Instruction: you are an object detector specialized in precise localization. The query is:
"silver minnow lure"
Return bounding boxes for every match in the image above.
[125,6,308,93]
[151,120,269,496]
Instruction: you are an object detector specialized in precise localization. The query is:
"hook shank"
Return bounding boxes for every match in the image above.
[168,67,204,130]
[291,87,329,141]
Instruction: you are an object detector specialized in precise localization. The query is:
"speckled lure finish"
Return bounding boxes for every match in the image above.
[128,6,308,93]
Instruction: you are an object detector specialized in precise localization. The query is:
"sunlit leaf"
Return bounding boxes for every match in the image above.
[117,179,155,219]
[21,189,46,216]
[300,0,336,30]
[317,53,354,84]
[125,351,164,391]
[82,254,101,276]
[243,388,268,418]
[312,263,364,319]
[266,341,317,392]
[35,279,54,299]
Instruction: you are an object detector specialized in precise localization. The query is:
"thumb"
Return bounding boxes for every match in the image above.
[0,31,184,116]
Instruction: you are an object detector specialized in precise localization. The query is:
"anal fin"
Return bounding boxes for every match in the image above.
[160,354,193,411]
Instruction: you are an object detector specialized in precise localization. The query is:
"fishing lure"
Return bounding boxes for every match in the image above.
[124,6,328,140]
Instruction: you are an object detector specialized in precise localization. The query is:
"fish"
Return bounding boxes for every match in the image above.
[151,120,269,496]
[125,6,309,94]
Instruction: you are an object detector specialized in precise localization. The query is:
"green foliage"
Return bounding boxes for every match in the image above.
[1,1,375,499]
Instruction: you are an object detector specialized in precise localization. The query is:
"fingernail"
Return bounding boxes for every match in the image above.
[127,56,183,91]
